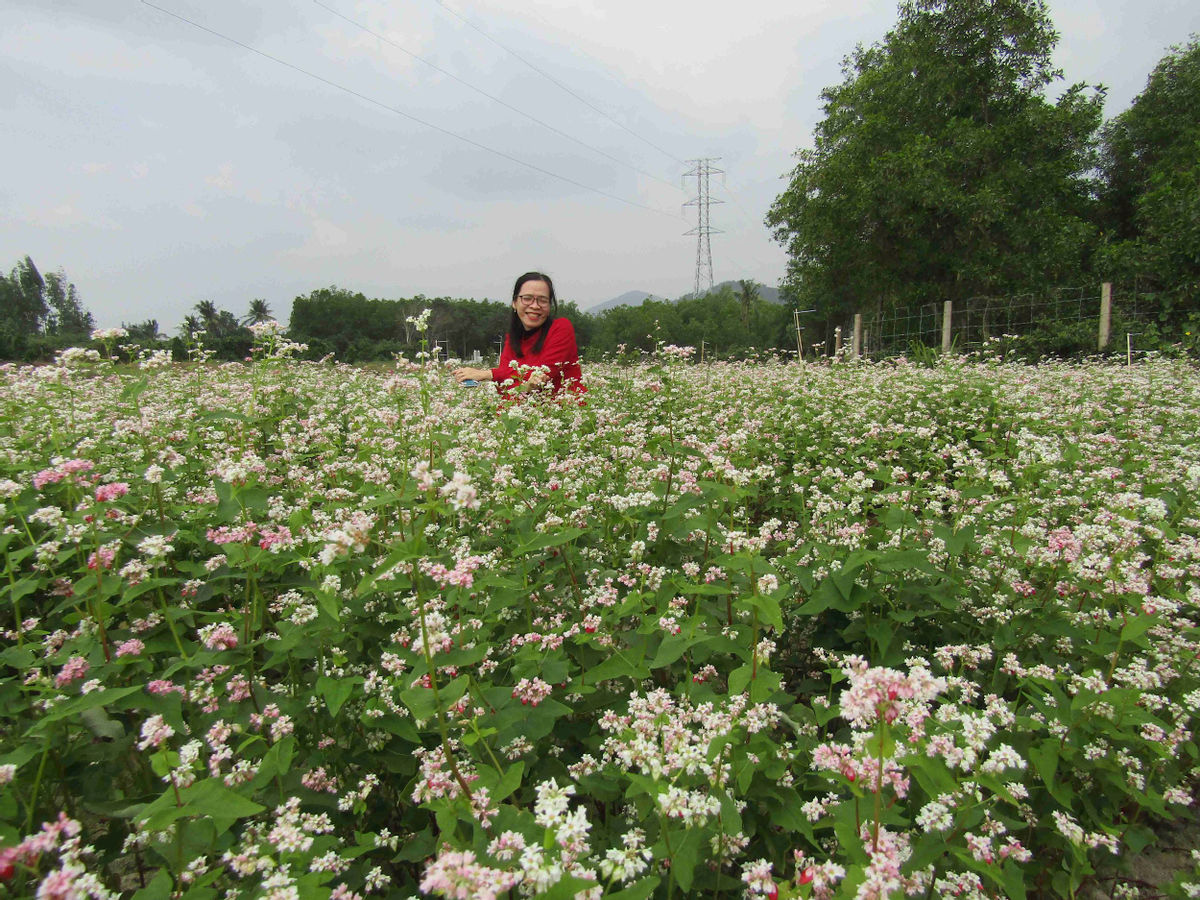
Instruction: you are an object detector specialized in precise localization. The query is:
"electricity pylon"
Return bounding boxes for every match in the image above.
[683,158,723,298]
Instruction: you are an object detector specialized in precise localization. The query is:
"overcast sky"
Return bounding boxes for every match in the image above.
[3,0,1198,331]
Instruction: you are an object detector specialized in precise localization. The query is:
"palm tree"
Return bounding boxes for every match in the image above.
[180,314,203,339]
[737,280,760,327]
[242,298,273,325]
[194,300,220,335]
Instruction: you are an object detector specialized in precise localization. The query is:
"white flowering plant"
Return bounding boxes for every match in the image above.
[0,355,1198,900]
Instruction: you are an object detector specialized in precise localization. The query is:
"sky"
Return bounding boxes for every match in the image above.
[3,0,1198,332]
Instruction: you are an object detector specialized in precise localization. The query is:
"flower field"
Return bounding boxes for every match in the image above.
[2,342,1200,900]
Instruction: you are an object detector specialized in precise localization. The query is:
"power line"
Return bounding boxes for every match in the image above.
[711,180,784,281]
[313,0,683,193]
[140,1,680,219]
[425,0,689,170]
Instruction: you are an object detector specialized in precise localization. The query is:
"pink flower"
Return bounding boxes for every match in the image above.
[147,679,186,696]
[87,547,116,570]
[511,677,552,707]
[136,715,174,751]
[199,622,239,651]
[420,849,519,900]
[115,639,145,658]
[54,656,89,688]
[94,482,130,503]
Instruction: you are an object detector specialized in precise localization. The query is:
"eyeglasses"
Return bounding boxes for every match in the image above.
[517,294,552,307]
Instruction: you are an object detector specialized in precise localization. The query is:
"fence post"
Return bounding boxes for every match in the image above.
[1099,282,1112,351]
[941,301,953,354]
[834,326,843,358]
[852,314,863,358]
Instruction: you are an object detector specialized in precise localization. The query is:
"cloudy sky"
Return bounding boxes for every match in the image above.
[3,0,1198,331]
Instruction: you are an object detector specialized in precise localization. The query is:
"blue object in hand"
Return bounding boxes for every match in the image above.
[461,379,479,387]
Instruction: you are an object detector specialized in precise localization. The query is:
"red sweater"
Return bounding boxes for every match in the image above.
[491,317,584,395]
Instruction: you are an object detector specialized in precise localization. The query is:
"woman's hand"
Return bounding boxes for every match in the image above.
[452,367,491,383]
[526,368,550,388]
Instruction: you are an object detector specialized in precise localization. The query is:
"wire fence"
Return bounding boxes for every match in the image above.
[850,283,1165,359]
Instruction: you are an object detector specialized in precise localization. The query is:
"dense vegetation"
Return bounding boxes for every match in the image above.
[2,339,1200,898]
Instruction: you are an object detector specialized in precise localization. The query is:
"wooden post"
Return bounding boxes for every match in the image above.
[834,326,843,358]
[1099,282,1112,351]
[852,314,863,358]
[793,310,803,360]
[941,300,953,354]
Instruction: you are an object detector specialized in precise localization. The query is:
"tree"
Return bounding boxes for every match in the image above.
[1098,36,1200,319]
[123,320,164,343]
[2,256,49,337]
[737,280,760,327]
[243,298,273,325]
[766,0,1102,326]
[44,270,94,337]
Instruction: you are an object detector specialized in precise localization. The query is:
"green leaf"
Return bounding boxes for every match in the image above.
[604,876,661,900]
[1029,739,1070,805]
[185,779,266,834]
[650,631,700,668]
[131,868,173,900]
[665,826,703,893]
[728,664,754,696]
[29,685,143,733]
[516,528,585,554]
[317,675,360,718]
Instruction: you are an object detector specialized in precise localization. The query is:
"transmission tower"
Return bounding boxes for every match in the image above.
[683,158,723,298]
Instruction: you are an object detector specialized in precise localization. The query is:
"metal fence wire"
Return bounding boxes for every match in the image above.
[853,285,1158,359]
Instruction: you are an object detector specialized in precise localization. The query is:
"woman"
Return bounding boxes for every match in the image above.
[453,272,584,395]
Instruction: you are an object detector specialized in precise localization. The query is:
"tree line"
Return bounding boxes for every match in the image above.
[766,0,1199,353]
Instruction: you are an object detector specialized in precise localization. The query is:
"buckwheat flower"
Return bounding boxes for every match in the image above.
[439,471,480,511]
[136,715,174,751]
[363,866,388,893]
[138,533,174,561]
[756,574,779,594]
[979,743,1025,774]
[534,779,576,827]
[420,849,518,900]
[741,859,776,898]
[512,677,552,707]
[88,546,116,571]
[916,796,955,832]
[487,830,527,862]
[94,482,129,503]
[0,764,15,785]
[55,656,90,688]
[1164,786,1192,805]
[199,622,239,651]
[115,638,145,658]
[1052,810,1085,846]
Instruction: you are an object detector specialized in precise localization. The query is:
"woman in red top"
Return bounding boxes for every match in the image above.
[453,272,584,395]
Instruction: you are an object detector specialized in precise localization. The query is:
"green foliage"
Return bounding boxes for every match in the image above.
[0,258,95,361]
[585,285,794,358]
[1098,35,1200,327]
[767,0,1102,334]
[288,287,513,361]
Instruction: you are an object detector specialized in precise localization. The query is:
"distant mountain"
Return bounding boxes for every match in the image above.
[585,281,782,313]
[701,281,783,304]
[585,290,669,313]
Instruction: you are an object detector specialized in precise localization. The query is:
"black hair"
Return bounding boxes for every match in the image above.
[508,271,558,358]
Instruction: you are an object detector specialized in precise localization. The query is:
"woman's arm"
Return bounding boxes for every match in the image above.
[451,366,493,383]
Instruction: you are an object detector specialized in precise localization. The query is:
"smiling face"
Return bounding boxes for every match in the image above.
[512,279,552,331]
